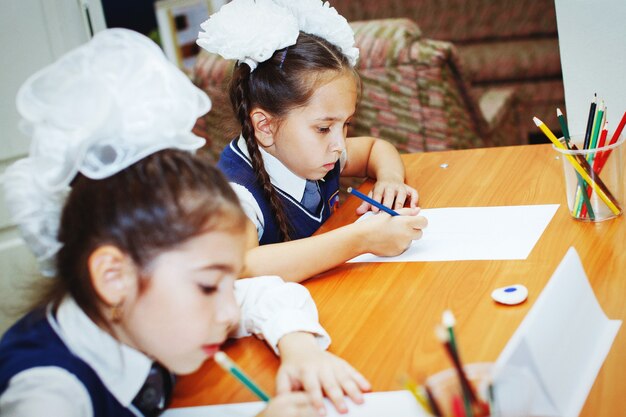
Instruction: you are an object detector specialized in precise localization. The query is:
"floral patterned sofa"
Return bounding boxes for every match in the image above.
[333,0,565,144]
[191,18,520,162]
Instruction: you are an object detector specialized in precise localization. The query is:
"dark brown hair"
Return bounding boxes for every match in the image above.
[229,32,358,241]
[37,149,246,326]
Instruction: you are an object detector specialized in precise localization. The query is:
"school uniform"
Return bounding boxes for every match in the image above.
[218,136,344,244]
[0,276,330,417]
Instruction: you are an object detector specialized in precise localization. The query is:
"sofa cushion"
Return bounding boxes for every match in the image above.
[335,0,558,43]
[458,38,562,83]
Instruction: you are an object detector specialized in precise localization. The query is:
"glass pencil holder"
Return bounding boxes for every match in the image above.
[552,133,624,222]
[425,362,533,417]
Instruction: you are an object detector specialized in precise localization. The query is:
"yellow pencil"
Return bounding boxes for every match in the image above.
[404,379,433,414]
[533,117,621,216]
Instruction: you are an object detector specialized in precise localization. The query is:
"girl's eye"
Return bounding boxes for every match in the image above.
[198,284,217,295]
[317,126,331,133]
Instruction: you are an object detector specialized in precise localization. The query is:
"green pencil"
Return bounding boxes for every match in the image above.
[556,108,595,219]
[214,351,270,402]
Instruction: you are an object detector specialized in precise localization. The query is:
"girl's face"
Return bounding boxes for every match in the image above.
[267,71,358,180]
[118,226,245,374]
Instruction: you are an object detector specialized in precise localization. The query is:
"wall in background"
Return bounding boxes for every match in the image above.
[555,0,626,135]
[0,0,104,335]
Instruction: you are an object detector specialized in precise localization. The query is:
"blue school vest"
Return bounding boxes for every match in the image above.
[218,139,340,244]
[0,310,139,417]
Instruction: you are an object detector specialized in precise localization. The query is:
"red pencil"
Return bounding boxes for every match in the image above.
[595,111,626,173]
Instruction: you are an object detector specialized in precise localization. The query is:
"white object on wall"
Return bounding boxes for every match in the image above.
[555,0,626,135]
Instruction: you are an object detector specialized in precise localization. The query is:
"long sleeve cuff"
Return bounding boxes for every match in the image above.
[232,276,331,355]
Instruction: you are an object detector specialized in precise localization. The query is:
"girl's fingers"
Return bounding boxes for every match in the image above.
[276,371,292,395]
[393,189,408,209]
[319,368,347,414]
[301,371,326,415]
[407,187,419,207]
[368,189,382,212]
[337,377,363,405]
[348,367,371,392]
[355,200,371,215]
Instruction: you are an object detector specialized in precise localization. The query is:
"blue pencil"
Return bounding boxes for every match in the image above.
[347,187,399,216]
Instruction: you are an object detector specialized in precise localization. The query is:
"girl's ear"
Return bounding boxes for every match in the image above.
[249,108,277,147]
[88,245,136,306]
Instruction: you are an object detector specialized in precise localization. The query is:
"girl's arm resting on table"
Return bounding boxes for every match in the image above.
[343,137,418,213]
[231,277,370,415]
[231,276,331,354]
[0,367,92,417]
[242,207,426,282]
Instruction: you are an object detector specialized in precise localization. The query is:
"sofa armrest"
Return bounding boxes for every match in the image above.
[348,19,493,151]
[350,18,421,69]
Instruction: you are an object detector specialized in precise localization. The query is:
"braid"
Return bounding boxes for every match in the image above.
[230,66,293,241]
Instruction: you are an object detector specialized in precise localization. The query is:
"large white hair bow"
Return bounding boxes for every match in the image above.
[3,28,211,276]
[197,0,359,71]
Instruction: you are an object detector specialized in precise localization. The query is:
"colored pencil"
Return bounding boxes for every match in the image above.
[595,110,626,171]
[583,94,597,149]
[589,101,605,151]
[435,325,474,417]
[424,384,443,417]
[347,187,400,216]
[214,351,270,402]
[556,108,570,144]
[576,100,604,218]
[404,379,434,414]
[608,110,626,147]
[556,108,594,219]
[533,117,621,216]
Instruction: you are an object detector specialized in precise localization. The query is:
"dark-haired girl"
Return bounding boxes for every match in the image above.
[198,0,428,282]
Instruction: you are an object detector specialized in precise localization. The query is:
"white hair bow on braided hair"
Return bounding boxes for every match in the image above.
[3,28,211,276]
[196,0,359,71]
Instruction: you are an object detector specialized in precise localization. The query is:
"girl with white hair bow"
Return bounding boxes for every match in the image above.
[0,28,369,417]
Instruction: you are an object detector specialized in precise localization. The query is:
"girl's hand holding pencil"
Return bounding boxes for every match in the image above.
[215,350,321,417]
[256,393,320,417]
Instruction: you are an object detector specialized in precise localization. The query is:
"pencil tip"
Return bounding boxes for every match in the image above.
[347,187,353,193]
[442,310,456,327]
[213,351,227,366]
[556,108,563,116]
[533,116,542,126]
[434,324,449,342]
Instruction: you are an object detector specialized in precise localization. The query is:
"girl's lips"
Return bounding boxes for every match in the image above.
[202,344,221,357]
[323,162,335,170]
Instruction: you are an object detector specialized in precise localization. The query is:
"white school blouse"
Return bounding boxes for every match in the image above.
[229,136,347,239]
[0,276,330,417]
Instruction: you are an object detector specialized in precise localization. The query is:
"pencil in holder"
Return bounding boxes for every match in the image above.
[552,134,624,222]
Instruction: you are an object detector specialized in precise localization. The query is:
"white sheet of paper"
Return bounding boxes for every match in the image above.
[495,247,622,417]
[162,390,430,417]
[348,205,559,263]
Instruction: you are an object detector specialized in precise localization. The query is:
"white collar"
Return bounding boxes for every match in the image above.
[51,297,153,407]
[236,136,307,201]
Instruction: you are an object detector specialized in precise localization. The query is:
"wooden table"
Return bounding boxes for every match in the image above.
[171,144,625,416]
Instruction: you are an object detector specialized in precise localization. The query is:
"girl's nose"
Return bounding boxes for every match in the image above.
[216,292,240,328]
[330,130,346,152]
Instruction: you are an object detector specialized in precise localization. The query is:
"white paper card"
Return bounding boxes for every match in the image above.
[163,390,431,417]
[495,247,621,417]
[349,205,559,263]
